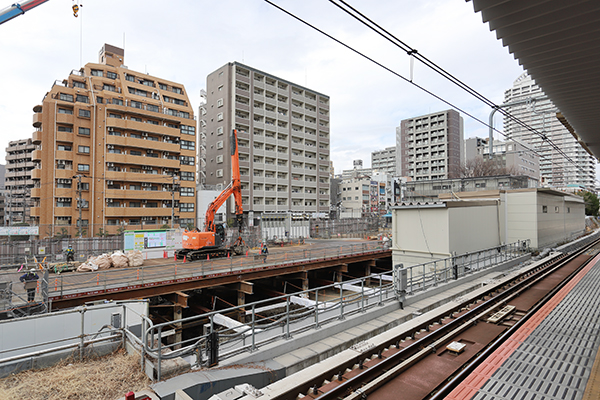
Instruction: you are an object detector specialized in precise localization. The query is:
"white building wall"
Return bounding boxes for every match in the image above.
[197,189,227,230]
[448,204,500,254]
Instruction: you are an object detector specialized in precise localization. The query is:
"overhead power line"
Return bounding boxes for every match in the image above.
[263,0,584,174]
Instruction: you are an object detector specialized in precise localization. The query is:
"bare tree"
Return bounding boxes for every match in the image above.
[460,157,517,178]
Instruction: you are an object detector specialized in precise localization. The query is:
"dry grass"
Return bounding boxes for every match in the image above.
[0,349,151,400]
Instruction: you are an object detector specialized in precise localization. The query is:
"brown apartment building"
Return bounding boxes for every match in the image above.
[30,44,196,238]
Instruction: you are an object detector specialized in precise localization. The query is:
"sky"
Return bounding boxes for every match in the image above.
[0,0,527,174]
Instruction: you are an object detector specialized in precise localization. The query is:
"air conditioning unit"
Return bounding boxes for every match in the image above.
[107,145,114,149]
[146,149,153,154]
[107,198,113,203]
[142,183,150,187]
[57,160,66,165]
[142,199,147,203]
[108,127,114,132]
[107,163,114,167]
[107,181,113,185]
[142,133,148,137]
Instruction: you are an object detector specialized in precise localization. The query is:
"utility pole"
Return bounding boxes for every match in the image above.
[171,175,179,228]
[73,174,84,238]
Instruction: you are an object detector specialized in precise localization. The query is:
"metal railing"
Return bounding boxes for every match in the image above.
[141,270,397,381]
[396,240,530,295]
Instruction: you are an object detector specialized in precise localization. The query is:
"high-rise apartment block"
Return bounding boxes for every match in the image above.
[31,44,196,237]
[203,62,331,221]
[503,73,595,188]
[464,137,539,180]
[396,109,463,180]
[371,146,396,176]
[4,139,36,224]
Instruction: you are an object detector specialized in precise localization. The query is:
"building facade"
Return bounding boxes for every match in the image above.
[396,109,464,180]
[203,62,330,223]
[371,146,396,176]
[503,73,595,188]
[464,137,540,179]
[31,44,196,237]
[4,139,36,225]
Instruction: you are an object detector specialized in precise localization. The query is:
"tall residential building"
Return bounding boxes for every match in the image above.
[396,109,464,180]
[31,44,196,237]
[4,139,36,225]
[203,62,331,222]
[503,73,595,188]
[371,146,396,176]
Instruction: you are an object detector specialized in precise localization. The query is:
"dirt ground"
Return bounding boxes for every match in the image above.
[0,349,150,400]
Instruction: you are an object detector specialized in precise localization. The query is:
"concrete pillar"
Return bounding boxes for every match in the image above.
[237,290,246,323]
[173,305,182,350]
[301,271,309,298]
[366,260,375,286]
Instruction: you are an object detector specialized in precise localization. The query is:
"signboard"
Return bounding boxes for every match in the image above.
[0,226,39,236]
[123,229,180,251]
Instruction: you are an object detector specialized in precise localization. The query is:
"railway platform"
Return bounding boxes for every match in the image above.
[446,249,600,400]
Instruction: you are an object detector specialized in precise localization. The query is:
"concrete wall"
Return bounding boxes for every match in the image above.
[501,191,538,247]
[536,192,585,248]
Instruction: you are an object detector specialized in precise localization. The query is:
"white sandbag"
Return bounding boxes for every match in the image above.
[110,251,129,268]
[126,250,144,267]
[94,254,113,270]
[76,262,98,272]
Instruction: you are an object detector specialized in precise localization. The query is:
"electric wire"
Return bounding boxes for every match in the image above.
[264,0,586,176]
[328,0,583,173]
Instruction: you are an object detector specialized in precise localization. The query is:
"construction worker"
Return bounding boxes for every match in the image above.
[20,268,39,302]
[65,245,75,262]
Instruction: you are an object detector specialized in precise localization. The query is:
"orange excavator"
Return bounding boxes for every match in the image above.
[175,129,247,261]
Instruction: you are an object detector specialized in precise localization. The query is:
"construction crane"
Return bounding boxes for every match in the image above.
[175,129,247,261]
[0,0,50,25]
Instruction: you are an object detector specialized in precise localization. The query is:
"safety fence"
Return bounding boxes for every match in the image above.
[394,240,531,296]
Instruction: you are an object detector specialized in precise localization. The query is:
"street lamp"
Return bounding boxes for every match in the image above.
[73,174,88,238]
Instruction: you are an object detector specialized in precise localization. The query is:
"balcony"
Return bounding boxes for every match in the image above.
[32,112,42,128]
[31,169,42,179]
[105,207,168,217]
[32,131,43,143]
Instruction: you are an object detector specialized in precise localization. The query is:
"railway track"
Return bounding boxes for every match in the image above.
[258,240,599,400]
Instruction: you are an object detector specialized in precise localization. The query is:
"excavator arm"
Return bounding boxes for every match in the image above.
[204,129,243,233]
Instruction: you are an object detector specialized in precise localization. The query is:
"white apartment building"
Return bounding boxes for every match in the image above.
[371,146,396,176]
[503,73,595,188]
[203,62,331,223]
[4,138,36,225]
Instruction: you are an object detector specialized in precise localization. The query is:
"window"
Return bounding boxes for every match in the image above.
[180,187,194,197]
[218,85,223,91]
[78,164,90,172]
[125,74,135,82]
[130,150,142,156]
[181,140,195,150]
[76,94,89,103]
[179,156,195,166]
[91,69,103,77]
[216,169,223,177]
[217,126,223,135]
[56,198,72,207]
[57,144,72,151]
[56,179,72,188]
[59,93,74,102]
[180,171,194,181]
[130,202,141,208]
[172,86,183,94]
[216,140,223,149]
[106,71,118,79]
[58,108,73,114]
[103,84,116,92]
[159,83,167,90]
[217,98,223,107]
[97,96,103,104]
[77,182,89,191]
[542,205,548,213]
[180,125,195,135]
[179,203,194,212]
[109,113,122,119]
[128,87,148,97]
[131,116,142,122]
[78,127,90,136]
[78,145,90,154]
[112,98,123,106]
[216,155,223,163]
[130,185,141,191]
[130,100,142,109]
[79,109,91,118]
[217,112,223,121]
[147,104,159,113]
[567,207,571,213]
[73,81,86,89]
[77,199,89,209]
[555,206,560,213]
[58,126,73,132]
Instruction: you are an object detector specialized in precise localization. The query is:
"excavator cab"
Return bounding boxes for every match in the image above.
[215,224,226,246]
